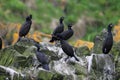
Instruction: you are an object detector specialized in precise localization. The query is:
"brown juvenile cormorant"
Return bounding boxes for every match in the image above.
[56,23,73,40]
[35,43,49,70]
[18,14,32,41]
[60,39,79,61]
[49,16,64,42]
[102,23,114,54]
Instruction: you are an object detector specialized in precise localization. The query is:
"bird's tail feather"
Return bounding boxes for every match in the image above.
[42,64,49,70]
[49,37,54,42]
[49,36,59,42]
[17,37,21,42]
[36,64,42,69]
[74,56,79,61]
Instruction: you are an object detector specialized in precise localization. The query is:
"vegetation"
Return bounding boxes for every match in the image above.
[0,0,120,41]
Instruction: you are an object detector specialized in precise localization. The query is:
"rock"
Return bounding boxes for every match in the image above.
[0,38,36,68]
[111,42,120,61]
[0,47,19,66]
[75,46,90,57]
[40,42,63,60]
[74,64,87,75]
[88,54,115,80]
[0,65,25,80]
[115,57,120,80]
[14,38,35,54]
[0,36,119,80]
[13,38,36,68]
[37,70,64,80]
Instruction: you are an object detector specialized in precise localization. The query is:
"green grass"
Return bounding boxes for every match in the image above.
[0,0,119,41]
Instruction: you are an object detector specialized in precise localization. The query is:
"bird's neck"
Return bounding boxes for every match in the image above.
[60,39,63,43]
[26,19,31,22]
[60,20,63,24]
[68,27,71,30]
[108,30,112,36]
[37,48,40,51]
[108,30,112,33]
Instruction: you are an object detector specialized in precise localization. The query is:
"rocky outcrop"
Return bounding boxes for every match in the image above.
[0,35,119,80]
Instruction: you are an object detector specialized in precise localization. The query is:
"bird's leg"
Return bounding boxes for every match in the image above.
[105,48,107,53]
[36,63,42,69]
[24,36,30,42]
[65,56,69,62]
[32,58,38,67]
[55,41,61,47]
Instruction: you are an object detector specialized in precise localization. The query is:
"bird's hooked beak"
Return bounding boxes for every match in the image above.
[60,16,64,21]
[108,23,114,31]
[109,23,114,28]
[68,23,73,28]
[29,14,32,19]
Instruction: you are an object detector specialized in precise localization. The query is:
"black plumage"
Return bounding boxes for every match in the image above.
[0,37,2,50]
[102,23,114,54]
[35,43,49,70]
[18,15,32,41]
[60,40,79,61]
[50,16,64,42]
[56,23,73,40]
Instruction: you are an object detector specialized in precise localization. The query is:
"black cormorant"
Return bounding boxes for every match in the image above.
[18,14,32,41]
[102,23,114,54]
[50,16,64,42]
[60,40,79,61]
[56,23,73,40]
[35,43,49,70]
